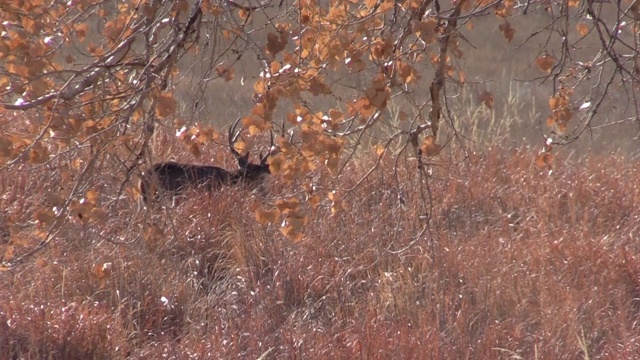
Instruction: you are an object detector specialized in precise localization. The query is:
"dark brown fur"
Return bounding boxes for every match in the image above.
[140,119,273,205]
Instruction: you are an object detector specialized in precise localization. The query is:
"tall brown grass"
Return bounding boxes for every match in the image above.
[1,143,639,359]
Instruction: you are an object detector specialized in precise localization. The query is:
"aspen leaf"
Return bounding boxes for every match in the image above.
[478,91,494,109]
[308,194,322,208]
[373,144,386,156]
[348,97,375,118]
[28,145,48,164]
[280,224,303,242]
[35,209,56,226]
[365,86,389,109]
[3,245,14,261]
[546,115,556,127]
[270,61,281,73]
[499,22,515,42]
[280,212,307,242]
[576,22,589,36]
[255,207,280,224]
[0,136,13,157]
[276,198,300,212]
[103,20,122,41]
[35,257,48,268]
[397,61,420,84]
[94,262,112,280]
[329,108,343,122]
[232,138,246,154]
[243,115,269,135]
[74,23,89,41]
[216,64,234,81]
[535,152,553,168]
[286,213,307,229]
[325,156,340,174]
[310,77,333,96]
[85,190,99,206]
[420,135,442,157]
[417,19,437,44]
[268,154,284,173]
[536,55,555,73]
[209,5,223,16]
[266,32,287,56]
[345,58,366,72]
[21,17,37,33]
[556,122,567,134]
[156,93,176,118]
[329,192,344,215]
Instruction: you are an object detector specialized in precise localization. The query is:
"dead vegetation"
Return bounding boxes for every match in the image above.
[1,145,639,359]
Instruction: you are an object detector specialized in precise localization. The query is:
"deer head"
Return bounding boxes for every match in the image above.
[227,117,275,184]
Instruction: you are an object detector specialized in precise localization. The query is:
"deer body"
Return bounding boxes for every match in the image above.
[140,119,273,205]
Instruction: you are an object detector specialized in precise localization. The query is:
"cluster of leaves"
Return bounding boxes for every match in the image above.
[1,0,639,263]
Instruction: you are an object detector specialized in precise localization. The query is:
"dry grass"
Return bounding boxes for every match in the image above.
[1,143,639,359]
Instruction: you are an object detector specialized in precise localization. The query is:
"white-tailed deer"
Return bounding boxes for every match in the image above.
[140,118,274,205]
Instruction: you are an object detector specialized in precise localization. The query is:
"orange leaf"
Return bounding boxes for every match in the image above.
[576,22,589,36]
[276,198,300,213]
[478,91,494,109]
[535,152,553,169]
[255,207,280,224]
[74,23,89,41]
[348,97,375,118]
[420,135,442,157]
[536,55,555,73]
[498,21,515,43]
[546,115,556,128]
[266,32,287,56]
[215,64,234,81]
[85,190,99,206]
[156,93,176,118]
[280,224,303,243]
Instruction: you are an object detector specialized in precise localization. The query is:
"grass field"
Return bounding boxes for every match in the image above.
[1,140,639,359]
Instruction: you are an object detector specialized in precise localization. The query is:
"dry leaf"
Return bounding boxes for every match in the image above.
[536,55,555,73]
[499,22,515,42]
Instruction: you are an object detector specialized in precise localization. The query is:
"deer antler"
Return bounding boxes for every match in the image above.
[228,117,243,160]
[260,130,276,164]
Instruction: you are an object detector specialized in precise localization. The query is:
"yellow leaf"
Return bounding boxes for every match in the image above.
[85,190,99,206]
[216,64,234,81]
[420,135,442,157]
[535,152,553,169]
[576,22,589,36]
[3,245,14,261]
[536,55,555,73]
[276,198,300,213]
[373,144,386,156]
[255,207,280,224]
[156,93,176,118]
[280,225,303,242]
[74,23,89,41]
